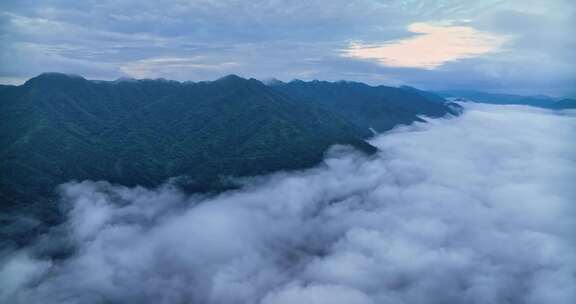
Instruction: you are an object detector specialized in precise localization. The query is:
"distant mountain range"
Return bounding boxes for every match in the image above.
[0,72,458,244]
[438,90,576,109]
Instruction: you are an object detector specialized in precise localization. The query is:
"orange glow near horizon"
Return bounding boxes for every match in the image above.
[344,22,507,69]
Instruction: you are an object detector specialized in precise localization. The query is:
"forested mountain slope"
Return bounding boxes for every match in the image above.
[0,73,457,244]
[271,80,459,133]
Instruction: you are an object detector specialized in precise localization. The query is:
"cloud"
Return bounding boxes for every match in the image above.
[1,104,575,303]
[120,56,241,79]
[261,284,374,304]
[0,1,574,94]
[343,22,507,69]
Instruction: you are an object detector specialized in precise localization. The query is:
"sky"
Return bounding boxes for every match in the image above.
[1,103,575,303]
[0,0,575,96]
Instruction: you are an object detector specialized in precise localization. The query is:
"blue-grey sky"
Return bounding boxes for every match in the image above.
[0,0,574,96]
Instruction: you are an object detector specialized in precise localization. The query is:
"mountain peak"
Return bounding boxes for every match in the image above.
[216,74,246,82]
[113,77,138,83]
[33,72,85,81]
[25,72,87,87]
[212,74,267,89]
[262,78,285,86]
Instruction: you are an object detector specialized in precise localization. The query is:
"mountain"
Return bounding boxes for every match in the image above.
[437,90,576,109]
[0,84,14,93]
[0,73,457,245]
[270,80,460,134]
[400,85,448,104]
[550,98,576,110]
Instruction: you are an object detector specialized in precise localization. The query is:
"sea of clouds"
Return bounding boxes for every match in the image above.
[1,103,575,304]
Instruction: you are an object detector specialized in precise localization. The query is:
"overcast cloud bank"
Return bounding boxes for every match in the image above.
[1,1,575,95]
[1,103,575,304]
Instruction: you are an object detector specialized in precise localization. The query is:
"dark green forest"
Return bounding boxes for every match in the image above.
[0,73,458,244]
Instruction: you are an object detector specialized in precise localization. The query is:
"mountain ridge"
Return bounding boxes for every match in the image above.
[270,78,460,134]
[437,89,576,109]
[1,72,457,245]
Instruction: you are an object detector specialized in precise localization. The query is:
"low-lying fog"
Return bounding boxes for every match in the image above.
[1,103,575,304]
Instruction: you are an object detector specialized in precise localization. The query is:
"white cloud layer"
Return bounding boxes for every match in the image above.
[1,103,575,303]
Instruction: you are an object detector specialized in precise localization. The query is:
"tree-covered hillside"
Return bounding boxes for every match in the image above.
[0,73,457,244]
[271,80,459,133]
